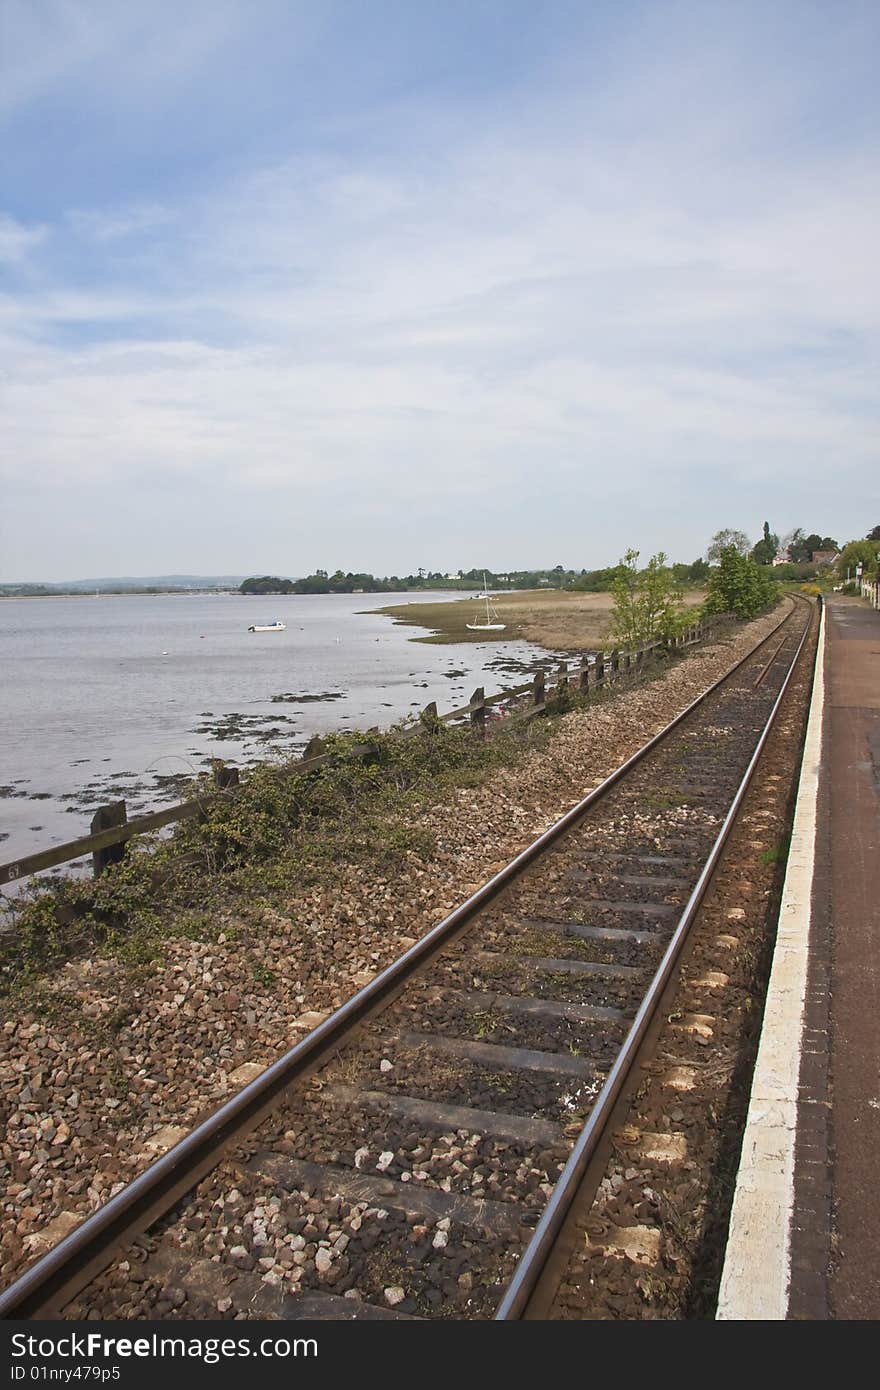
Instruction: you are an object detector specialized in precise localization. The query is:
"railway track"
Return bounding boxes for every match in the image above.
[0,597,816,1322]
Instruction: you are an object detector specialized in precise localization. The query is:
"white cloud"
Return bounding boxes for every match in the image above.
[2,3,878,577]
[0,213,46,262]
[67,203,175,243]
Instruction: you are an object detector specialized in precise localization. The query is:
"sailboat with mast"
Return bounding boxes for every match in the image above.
[466,574,506,632]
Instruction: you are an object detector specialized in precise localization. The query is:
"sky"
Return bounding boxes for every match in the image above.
[1,0,878,581]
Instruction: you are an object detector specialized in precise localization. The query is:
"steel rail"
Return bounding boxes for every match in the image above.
[494,598,815,1319]
[0,598,806,1319]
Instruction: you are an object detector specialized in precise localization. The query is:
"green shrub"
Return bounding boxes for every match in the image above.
[703,546,779,620]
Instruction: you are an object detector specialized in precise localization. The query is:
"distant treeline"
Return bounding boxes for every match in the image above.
[570,559,709,590]
[240,573,407,595]
[240,560,713,597]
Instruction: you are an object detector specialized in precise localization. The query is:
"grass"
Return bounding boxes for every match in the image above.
[760,842,789,866]
[0,717,551,996]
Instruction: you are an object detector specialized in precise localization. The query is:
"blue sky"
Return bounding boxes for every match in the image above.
[2,0,878,580]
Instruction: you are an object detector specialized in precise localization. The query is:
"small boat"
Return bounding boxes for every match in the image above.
[247,620,286,632]
[466,575,506,632]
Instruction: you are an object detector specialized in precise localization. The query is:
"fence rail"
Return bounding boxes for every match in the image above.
[0,619,722,889]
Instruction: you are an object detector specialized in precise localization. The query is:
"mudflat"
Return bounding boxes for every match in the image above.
[376,588,705,650]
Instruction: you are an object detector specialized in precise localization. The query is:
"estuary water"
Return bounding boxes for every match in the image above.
[0,591,559,875]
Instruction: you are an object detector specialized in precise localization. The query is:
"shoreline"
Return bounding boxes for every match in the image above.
[0,592,566,873]
[375,588,706,651]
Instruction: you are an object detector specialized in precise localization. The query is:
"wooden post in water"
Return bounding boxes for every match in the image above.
[532,670,545,710]
[91,802,127,877]
[470,687,486,734]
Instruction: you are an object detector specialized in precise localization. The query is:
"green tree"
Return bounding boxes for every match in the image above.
[704,546,778,619]
[837,539,880,581]
[611,550,685,646]
[751,521,779,565]
[239,575,295,594]
[784,529,838,562]
[707,528,751,564]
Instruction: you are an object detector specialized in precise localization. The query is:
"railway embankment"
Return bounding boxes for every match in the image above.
[0,603,790,1294]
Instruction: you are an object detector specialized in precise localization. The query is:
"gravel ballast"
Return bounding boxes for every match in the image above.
[0,606,789,1289]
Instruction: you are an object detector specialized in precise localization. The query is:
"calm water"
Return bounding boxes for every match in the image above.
[0,591,559,874]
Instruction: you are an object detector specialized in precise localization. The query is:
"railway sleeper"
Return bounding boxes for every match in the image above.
[520,917,665,945]
[241,1154,528,1240]
[439,988,628,1026]
[145,1252,416,1320]
[395,1031,602,1078]
[320,1085,561,1148]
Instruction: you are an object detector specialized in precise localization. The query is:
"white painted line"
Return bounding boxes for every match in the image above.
[716,601,825,1319]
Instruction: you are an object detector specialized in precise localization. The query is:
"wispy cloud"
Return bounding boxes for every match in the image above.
[0,212,47,262]
[1,1,878,579]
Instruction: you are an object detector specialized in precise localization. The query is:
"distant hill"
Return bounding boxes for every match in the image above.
[71,575,249,590]
[0,575,249,594]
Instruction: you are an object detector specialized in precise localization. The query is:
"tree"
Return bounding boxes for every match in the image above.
[837,539,880,581]
[239,575,295,594]
[751,521,779,566]
[703,546,778,619]
[706,529,750,564]
[611,550,685,646]
[783,529,838,562]
[866,525,880,542]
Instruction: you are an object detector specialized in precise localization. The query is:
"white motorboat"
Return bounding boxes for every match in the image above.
[247,621,286,632]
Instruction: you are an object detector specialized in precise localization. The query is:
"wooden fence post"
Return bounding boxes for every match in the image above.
[611,649,620,680]
[212,762,239,790]
[302,735,327,763]
[579,656,590,696]
[91,801,127,877]
[594,654,605,687]
[420,701,440,733]
[470,687,486,734]
[555,663,569,708]
[532,670,545,710]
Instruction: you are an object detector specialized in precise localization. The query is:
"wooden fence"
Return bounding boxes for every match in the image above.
[0,619,720,888]
[859,576,880,610]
